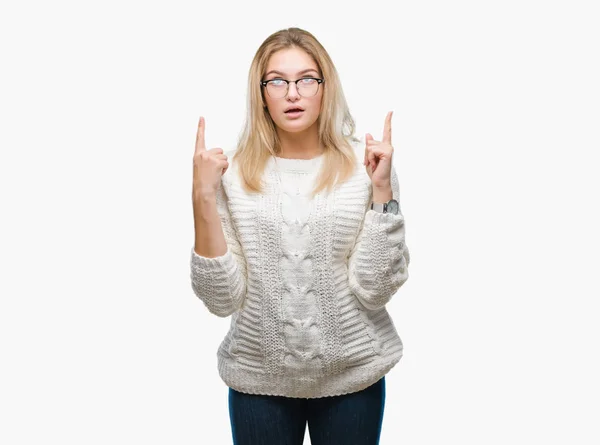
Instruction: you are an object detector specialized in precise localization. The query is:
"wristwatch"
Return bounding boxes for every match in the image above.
[371,199,400,215]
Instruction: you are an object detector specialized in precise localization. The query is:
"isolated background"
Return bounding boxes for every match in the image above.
[1,0,599,444]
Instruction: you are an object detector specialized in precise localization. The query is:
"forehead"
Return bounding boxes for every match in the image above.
[265,48,319,75]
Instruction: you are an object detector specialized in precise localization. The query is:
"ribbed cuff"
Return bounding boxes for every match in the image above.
[190,246,235,272]
[365,209,404,225]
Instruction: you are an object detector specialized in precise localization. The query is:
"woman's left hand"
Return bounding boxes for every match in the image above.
[364,111,394,188]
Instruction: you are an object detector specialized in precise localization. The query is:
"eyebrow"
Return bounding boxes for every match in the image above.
[265,68,319,77]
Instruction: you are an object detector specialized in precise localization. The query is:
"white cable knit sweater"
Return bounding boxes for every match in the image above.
[190,139,410,399]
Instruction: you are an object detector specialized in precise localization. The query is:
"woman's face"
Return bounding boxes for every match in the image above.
[263,47,324,134]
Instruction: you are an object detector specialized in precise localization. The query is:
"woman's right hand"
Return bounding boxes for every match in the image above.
[193,116,229,200]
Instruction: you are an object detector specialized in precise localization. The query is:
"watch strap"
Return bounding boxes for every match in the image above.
[371,199,399,215]
[371,202,386,213]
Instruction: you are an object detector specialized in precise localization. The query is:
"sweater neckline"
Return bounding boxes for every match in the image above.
[268,153,324,173]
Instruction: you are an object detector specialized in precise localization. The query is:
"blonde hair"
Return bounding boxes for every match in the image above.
[233,27,360,198]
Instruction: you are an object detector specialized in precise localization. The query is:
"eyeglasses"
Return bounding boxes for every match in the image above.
[260,77,324,99]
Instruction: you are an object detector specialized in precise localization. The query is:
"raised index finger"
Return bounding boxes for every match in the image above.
[382,111,393,144]
[195,116,206,154]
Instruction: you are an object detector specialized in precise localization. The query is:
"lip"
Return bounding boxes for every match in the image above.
[284,106,305,113]
[284,109,304,119]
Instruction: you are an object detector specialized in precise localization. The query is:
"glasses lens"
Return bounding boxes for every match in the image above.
[266,80,288,99]
[297,78,319,97]
[265,78,321,98]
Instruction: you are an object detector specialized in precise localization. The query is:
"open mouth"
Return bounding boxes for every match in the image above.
[285,108,304,118]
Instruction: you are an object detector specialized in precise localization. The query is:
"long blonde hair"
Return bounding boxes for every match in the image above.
[233,27,360,198]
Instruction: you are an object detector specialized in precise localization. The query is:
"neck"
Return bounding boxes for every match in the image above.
[276,121,323,159]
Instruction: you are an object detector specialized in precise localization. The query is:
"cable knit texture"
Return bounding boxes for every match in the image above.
[190,139,410,398]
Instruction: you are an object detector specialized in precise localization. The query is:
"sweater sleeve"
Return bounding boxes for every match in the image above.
[190,175,247,318]
[347,165,410,310]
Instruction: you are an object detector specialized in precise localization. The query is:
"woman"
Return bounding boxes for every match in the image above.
[190,27,410,445]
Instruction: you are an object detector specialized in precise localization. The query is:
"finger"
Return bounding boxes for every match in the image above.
[368,149,377,168]
[382,111,393,144]
[370,146,392,160]
[195,116,206,154]
[370,149,386,172]
[208,147,224,155]
[364,133,373,166]
[368,145,391,172]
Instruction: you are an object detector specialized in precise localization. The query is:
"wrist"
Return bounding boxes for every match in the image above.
[372,180,391,190]
[372,186,392,203]
[193,188,217,202]
[193,193,218,220]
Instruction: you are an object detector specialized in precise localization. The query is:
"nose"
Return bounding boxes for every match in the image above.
[286,82,300,100]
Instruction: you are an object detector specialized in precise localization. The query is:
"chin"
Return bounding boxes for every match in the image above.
[278,118,317,133]
[281,124,311,133]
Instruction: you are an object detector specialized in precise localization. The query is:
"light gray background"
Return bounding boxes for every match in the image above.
[1,0,598,444]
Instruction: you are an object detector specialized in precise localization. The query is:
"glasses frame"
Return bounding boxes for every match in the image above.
[260,77,325,98]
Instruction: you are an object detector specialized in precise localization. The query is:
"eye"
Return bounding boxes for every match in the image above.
[269,79,286,86]
[300,78,316,84]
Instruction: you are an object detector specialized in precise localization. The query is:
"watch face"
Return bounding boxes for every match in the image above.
[387,199,399,214]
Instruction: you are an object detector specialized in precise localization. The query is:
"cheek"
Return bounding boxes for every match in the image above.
[264,97,272,112]
[264,100,278,119]
[264,93,276,110]
[309,94,323,115]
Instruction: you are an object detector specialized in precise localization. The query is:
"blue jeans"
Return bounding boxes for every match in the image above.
[228,376,386,445]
